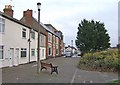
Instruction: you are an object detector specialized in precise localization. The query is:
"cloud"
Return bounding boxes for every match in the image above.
[0,0,119,47]
[51,0,119,47]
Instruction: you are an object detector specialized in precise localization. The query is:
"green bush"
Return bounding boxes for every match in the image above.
[106,80,120,85]
[78,48,119,72]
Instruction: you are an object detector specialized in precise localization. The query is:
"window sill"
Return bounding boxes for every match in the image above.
[21,57,27,58]
[22,37,27,39]
[0,59,4,61]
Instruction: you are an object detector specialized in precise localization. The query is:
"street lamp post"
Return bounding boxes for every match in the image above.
[37,2,41,74]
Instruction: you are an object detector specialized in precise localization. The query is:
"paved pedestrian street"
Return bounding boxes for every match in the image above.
[2,57,118,83]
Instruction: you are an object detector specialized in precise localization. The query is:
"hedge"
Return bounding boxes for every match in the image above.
[78,48,120,72]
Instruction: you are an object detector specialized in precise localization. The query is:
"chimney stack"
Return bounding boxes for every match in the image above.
[23,9,33,27]
[23,9,32,17]
[3,5,14,17]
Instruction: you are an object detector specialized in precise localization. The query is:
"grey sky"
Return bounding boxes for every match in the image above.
[0,0,119,47]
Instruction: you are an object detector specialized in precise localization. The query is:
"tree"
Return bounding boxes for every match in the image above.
[75,19,110,53]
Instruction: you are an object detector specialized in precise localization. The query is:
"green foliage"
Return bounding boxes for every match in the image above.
[106,80,120,85]
[78,48,119,72]
[75,19,110,53]
[112,80,120,83]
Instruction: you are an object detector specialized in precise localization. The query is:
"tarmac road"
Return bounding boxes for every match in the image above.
[2,57,118,83]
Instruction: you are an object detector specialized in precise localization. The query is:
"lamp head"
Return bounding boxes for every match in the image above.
[37,2,41,11]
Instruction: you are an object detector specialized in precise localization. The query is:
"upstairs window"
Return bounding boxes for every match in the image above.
[31,30,35,39]
[0,46,4,59]
[40,34,46,47]
[55,37,58,44]
[48,33,52,42]
[22,28,26,38]
[0,18,5,33]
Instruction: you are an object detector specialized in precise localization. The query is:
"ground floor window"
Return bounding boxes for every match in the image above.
[56,45,59,55]
[56,49,58,55]
[42,49,44,57]
[48,46,52,56]
[0,46,4,59]
[21,48,27,57]
[31,49,35,57]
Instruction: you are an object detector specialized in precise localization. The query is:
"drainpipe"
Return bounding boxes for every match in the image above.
[28,29,31,63]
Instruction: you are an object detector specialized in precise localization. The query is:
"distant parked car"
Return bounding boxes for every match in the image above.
[65,51,72,57]
[78,53,81,56]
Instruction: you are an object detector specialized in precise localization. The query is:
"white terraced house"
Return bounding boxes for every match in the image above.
[0,4,64,68]
[0,5,38,68]
[20,9,47,60]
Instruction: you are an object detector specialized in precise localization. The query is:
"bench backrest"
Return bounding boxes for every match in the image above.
[41,61,52,68]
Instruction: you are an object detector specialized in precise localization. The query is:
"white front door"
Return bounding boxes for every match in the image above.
[40,48,46,60]
[14,48,19,66]
[9,48,14,67]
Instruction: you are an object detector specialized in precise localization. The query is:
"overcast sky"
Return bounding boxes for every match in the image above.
[0,0,119,47]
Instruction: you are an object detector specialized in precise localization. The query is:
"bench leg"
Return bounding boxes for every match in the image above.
[51,67,58,74]
[41,67,47,71]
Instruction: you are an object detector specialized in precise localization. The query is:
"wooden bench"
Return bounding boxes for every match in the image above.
[40,61,58,74]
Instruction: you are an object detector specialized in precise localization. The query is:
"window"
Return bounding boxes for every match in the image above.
[31,30,35,39]
[48,33,52,42]
[42,49,44,57]
[56,49,58,55]
[56,37,58,44]
[40,34,46,47]
[0,18,5,33]
[0,46,4,59]
[22,28,26,38]
[56,45,59,55]
[21,48,27,57]
[48,46,52,56]
[31,49,35,56]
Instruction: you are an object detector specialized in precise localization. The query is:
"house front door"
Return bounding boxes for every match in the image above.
[9,48,14,67]
[40,48,46,60]
[14,48,19,66]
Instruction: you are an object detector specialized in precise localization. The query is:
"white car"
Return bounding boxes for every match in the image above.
[65,51,72,57]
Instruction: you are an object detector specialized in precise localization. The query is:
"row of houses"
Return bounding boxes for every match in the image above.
[0,5,64,68]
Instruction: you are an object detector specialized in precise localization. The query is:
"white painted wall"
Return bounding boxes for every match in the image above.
[30,33,38,62]
[0,16,38,68]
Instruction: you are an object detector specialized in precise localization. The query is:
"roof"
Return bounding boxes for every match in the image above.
[44,24,61,38]
[0,11,31,30]
[45,24,58,32]
[41,23,58,36]
[0,11,62,38]
[20,16,60,38]
[20,16,46,35]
